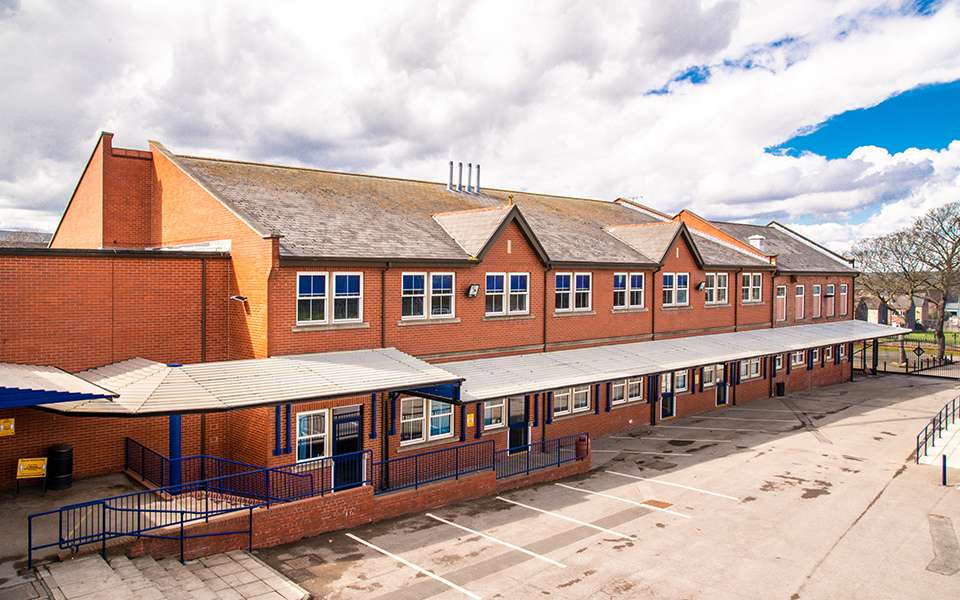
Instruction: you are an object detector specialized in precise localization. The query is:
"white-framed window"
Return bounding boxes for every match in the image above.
[627,377,643,402]
[553,385,591,416]
[704,272,728,305]
[741,273,763,304]
[662,272,689,307]
[812,284,822,318]
[775,354,784,370]
[555,272,591,312]
[610,377,644,405]
[485,273,505,315]
[400,398,453,445]
[792,351,805,366]
[840,343,847,359]
[703,365,717,387]
[825,284,836,317]
[486,272,528,316]
[430,273,455,318]
[296,272,328,325]
[509,273,529,314]
[813,348,820,363]
[401,273,426,319]
[825,346,833,361]
[296,409,327,462]
[775,285,787,321]
[839,283,848,316]
[614,272,645,309]
[333,273,363,322]
[740,357,761,380]
[674,369,689,393]
[795,285,805,320]
[483,399,505,429]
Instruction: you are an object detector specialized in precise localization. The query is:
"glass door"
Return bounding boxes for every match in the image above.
[507,396,528,453]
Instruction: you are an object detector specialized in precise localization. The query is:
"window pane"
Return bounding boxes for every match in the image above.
[510,274,528,292]
[630,289,643,306]
[677,274,688,287]
[402,296,424,318]
[555,291,570,310]
[510,292,527,313]
[401,420,423,442]
[677,289,688,305]
[573,386,590,409]
[484,401,504,426]
[663,274,674,288]
[663,289,674,305]
[614,274,626,291]
[402,274,424,294]
[575,274,590,291]
[486,274,504,293]
[553,391,570,413]
[575,291,590,309]
[555,274,570,292]
[486,294,504,314]
[432,274,452,294]
[335,274,360,296]
[614,290,626,307]
[431,295,452,316]
[334,298,359,320]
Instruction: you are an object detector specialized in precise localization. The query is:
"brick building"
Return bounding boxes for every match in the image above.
[1,134,904,555]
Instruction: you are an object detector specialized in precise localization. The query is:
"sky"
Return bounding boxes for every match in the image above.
[2,0,960,252]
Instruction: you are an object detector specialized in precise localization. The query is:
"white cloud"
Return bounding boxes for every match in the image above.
[0,0,959,253]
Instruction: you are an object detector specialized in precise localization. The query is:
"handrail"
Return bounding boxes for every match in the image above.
[494,433,584,479]
[916,396,959,463]
[371,439,495,494]
[29,448,371,569]
[124,438,267,489]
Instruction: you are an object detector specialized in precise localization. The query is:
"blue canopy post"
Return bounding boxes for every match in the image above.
[168,413,182,490]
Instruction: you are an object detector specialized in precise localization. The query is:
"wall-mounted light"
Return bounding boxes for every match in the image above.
[230,295,248,302]
[466,284,480,298]
[696,281,706,292]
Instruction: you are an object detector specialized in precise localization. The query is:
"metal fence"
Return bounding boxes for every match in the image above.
[855,336,960,379]
[371,439,495,494]
[124,438,267,489]
[495,434,581,479]
[916,396,960,463]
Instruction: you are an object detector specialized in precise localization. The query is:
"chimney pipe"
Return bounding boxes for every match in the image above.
[467,163,473,193]
[458,162,463,192]
[476,164,480,193]
[448,161,453,191]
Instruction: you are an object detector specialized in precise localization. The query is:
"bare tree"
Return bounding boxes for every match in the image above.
[850,231,926,363]
[911,202,960,360]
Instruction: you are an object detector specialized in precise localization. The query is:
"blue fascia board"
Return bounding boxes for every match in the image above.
[0,387,114,409]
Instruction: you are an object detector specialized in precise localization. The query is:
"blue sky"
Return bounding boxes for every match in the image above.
[1,1,960,252]
[771,79,960,159]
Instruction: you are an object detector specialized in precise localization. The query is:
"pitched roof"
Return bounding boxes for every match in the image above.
[433,206,512,257]
[689,232,772,268]
[165,153,659,265]
[711,221,855,273]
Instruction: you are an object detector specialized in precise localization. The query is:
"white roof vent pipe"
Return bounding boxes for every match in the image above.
[458,162,463,192]
[447,161,454,191]
[467,163,473,193]
[476,164,480,193]
[747,235,766,251]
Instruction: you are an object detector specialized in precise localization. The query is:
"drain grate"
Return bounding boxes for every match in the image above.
[643,499,673,509]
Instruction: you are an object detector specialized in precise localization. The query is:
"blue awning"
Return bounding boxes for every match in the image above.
[0,363,116,410]
[403,382,463,405]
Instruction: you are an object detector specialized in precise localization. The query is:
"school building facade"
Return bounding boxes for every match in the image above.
[1,133,904,557]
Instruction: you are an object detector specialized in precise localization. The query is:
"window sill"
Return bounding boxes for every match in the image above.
[611,307,647,314]
[741,301,765,306]
[704,303,731,309]
[397,435,457,453]
[483,313,534,322]
[554,310,596,318]
[292,321,370,332]
[551,409,592,421]
[661,305,692,311]
[611,400,645,410]
[397,317,461,327]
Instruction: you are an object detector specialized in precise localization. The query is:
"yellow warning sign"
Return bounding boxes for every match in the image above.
[16,457,47,480]
[0,418,13,437]
[466,412,476,428]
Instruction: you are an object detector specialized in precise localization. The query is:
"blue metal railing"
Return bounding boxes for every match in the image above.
[495,434,583,479]
[916,396,959,462]
[29,449,372,568]
[371,439,495,494]
[124,438,266,489]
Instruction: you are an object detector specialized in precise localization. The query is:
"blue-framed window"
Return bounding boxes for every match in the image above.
[297,272,328,324]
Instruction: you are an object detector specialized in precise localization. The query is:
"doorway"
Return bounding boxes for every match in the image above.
[507,396,528,453]
[332,405,363,491]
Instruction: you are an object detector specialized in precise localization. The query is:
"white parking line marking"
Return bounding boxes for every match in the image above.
[606,471,740,501]
[495,496,635,540]
[690,415,798,423]
[425,513,566,568]
[607,436,735,443]
[592,449,693,456]
[655,424,776,433]
[727,407,820,414]
[554,483,692,519]
[345,533,481,599]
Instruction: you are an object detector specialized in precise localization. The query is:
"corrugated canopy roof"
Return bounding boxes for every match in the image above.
[0,363,116,409]
[443,321,909,401]
[43,348,461,415]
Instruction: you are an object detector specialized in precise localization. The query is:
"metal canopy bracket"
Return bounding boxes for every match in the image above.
[403,382,463,405]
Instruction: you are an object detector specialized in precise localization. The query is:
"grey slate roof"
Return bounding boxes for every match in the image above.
[161,148,851,272]
[712,221,855,273]
[0,229,51,248]
[167,154,658,264]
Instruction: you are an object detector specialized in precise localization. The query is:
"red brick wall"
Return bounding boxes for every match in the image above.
[103,150,153,248]
[150,147,276,360]
[50,136,105,249]
[773,274,856,327]
[0,253,229,371]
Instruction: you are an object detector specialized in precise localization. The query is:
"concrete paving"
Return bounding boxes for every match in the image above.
[257,374,960,599]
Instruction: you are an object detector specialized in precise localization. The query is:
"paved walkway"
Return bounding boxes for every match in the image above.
[0,550,309,600]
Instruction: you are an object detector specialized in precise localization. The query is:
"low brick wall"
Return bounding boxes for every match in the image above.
[126,454,592,561]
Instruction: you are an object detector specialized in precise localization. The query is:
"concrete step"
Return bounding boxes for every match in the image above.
[36,550,309,600]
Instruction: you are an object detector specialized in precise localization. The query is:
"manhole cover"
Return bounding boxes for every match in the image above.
[643,499,673,509]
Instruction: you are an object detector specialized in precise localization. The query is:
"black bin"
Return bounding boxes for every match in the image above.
[775,382,786,397]
[47,444,73,490]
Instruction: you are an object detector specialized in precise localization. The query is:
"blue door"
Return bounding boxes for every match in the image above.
[508,396,528,453]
